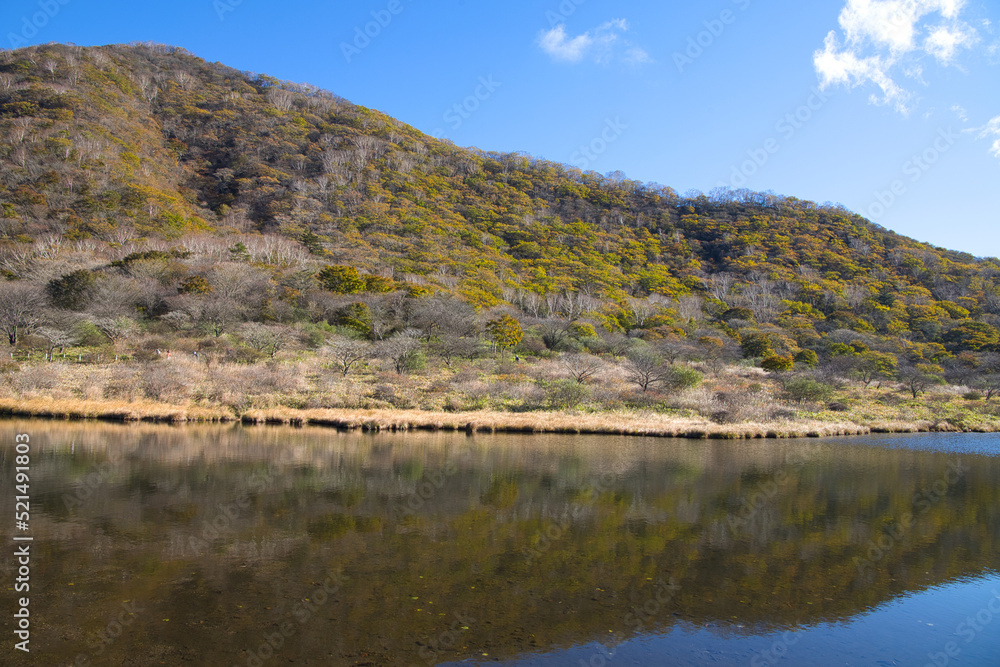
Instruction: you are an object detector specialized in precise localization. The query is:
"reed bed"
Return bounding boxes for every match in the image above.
[0,397,236,423]
[239,406,871,439]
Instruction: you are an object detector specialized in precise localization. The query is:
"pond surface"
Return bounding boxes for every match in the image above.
[1,420,999,666]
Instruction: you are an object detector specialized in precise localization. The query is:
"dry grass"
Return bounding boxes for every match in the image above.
[3,356,999,437]
[240,406,871,439]
[0,396,235,423]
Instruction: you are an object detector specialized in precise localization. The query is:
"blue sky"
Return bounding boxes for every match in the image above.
[3,0,999,258]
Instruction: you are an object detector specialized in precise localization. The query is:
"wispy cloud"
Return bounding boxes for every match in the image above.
[973,115,1000,158]
[538,25,594,62]
[538,19,651,66]
[814,0,979,114]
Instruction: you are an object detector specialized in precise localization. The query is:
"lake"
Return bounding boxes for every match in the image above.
[2,420,999,666]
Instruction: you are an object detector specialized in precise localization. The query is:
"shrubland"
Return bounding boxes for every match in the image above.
[1,43,999,435]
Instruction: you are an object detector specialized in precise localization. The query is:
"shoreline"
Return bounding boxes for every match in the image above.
[2,397,996,439]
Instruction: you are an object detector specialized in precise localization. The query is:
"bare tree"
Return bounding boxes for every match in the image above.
[897,364,944,399]
[411,296,476,342]
[89,274,143,318]
[675,295,704,322]
[91,316,138,345]
[970,352,1000,400]
[706,273,735,302]
[328,339,372,377]
[561,353,603,384]
[198,297,243,338]
[842,284,869,309]
[378,331,421,374]
[538,318,571,351]
[267,88,295,111]
[0,283,45,346]
[626,298,658,328]
[35,326,79,355]
[241,323,293,359]
[600,331,633,357]
[654,338,692,364]
[432,333,481,366]
[623,349,668,392]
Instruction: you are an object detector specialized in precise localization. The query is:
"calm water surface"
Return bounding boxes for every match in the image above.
[1,420,999,666]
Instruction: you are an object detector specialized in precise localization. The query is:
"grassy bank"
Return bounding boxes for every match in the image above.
[3,353,998,438]
[0,396,235,423]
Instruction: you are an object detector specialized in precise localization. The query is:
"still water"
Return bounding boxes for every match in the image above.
[1,420,999,666]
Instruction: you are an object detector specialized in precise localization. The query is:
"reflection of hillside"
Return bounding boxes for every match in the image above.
[1,420,998,666]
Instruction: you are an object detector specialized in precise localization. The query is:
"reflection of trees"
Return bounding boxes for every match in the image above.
[2,422,999,666]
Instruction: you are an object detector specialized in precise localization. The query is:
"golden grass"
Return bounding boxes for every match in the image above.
[2,396,994,438]
[0,396,235,423]
[240,406,871,439]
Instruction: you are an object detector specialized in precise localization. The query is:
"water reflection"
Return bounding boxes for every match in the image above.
[1,421,998,665]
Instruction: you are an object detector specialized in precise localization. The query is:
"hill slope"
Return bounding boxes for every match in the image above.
[0,43,999,370]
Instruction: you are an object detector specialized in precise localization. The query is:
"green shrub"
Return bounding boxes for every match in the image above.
[761,354,794,372]
[664,365,702,393]
[317,265,365,294]
[46,269,96,310]
[741,333,774,358]
[73,320,106,347]
[545,379,589,410]
[178,275,212,294]
[793,349,819,367]
[782,377,834,404]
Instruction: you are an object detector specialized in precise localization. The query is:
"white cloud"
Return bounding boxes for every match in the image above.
[538,19,651,66]
[623,45,653,65]
[951,104,968,121]
[814,31,912,111]
[925,24,975,61]
[814,0,979,114]
[974,115,1000,158]
[538,25,594,62]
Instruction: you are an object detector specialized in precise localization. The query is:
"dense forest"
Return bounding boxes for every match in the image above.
[1,42,999,424]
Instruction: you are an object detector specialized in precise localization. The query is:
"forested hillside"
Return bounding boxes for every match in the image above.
[1,42,999,424]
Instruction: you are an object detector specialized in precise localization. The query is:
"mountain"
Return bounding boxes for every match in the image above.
[1,42,999,369]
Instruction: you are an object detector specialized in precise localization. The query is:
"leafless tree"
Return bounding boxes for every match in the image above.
[10,117,32,143]
[89,274,144,318]
[432,333,481,367]
[267,88,295,111]
[600,331,633,357]
[0,245,36,278]
[174,70,195,91]
[675,295,704,322]
[970,352,1000,400]
[378,330,421,374]
[654,338,692,364]
[706,273,735,302]
[623,349,669,392]
[626,298,658,327]
[411,296,476,342]
[35,326,79,355]
[538,318,571,350]
[561,353,603,384]
[91,316,138,345]
[42,58,58,80]
[198,297,243,338]
[0,283,45,346]
[241,323,293,358]
[843,284,869,309]
[327,339,372,376]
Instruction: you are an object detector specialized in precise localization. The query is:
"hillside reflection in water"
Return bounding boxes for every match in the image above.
[1,421,998,666]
